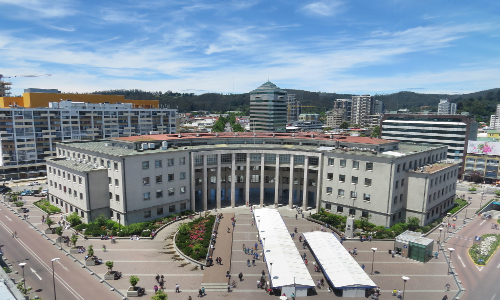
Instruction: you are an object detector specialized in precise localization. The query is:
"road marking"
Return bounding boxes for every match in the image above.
[4,215,11,221]
[57,260,68,271]
[480,220,486,226]
[476,265,484,271]
[0,220,85,300]
[497,263,500,268]
[457,255,466,267]
[30,267,42,280]
[492,294,496,300]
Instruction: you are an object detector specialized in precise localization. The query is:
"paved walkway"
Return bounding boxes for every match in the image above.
[202,213,234,286]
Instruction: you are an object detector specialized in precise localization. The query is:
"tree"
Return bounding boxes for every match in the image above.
[88,244,94,257]
[55,226,63,247]
[70,234,78,246]
[105,261,114,271]
[151,289,168,300]
[340,122,349,129]
[407,217,420,231]
[371,125,381,138]
[67,212,82,227]
[130,275,140,287]
[46,217,54,228]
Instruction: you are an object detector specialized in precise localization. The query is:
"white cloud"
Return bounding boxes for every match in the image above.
[0,0,75,18]
[45,24,75,32]
[302,0,345,17]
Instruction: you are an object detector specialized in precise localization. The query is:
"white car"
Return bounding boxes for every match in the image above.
[28,181,40,186]
[40,188,49,196]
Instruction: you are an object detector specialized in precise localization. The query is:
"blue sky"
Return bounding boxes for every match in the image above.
[0,0,499,96]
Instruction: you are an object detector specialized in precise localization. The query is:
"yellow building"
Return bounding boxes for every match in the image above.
[0,92,159,108]
[487,130,500,139]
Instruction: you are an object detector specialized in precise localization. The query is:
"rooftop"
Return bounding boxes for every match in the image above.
[113,132,396,145]
[46,157,105,172]
[409,162,458,174]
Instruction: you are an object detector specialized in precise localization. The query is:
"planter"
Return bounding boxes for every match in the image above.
[45,228,55,234]
[17,209,24,213]
[104,271,116,280]
[127,286,139,297]
[85,259,95,266]
[69,247,79,254]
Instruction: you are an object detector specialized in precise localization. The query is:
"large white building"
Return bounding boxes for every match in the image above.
[47,132,459,227]
[490,104,500,130]
[381,114,478,170]
[0,100,176,179]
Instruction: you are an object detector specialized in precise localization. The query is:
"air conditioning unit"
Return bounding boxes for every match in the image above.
[142,143,148,150]
[148,143,155,149]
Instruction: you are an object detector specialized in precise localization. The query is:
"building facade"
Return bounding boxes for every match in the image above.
[351,95,374,127]
[490,104,500,130]
[286,94,301,122]
[381,114,478,169]
[438,99,457,115]
[47,132,458,227]
[0,100,177,179]
[250,82,288,132]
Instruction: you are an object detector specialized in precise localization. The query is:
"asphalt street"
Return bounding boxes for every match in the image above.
[0,200,120,300]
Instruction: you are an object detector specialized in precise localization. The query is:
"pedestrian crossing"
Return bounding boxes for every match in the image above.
[451,235,473,242]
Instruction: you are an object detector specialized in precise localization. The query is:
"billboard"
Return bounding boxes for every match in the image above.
[467,141,500,155]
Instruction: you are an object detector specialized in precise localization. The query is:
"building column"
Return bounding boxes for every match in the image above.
[274,155,280,207]
[202,154,208,211]
[245,155,250,207]
[315,155,322,213]
[302,156,309,211]
[260,154,265,207]
[216,154,222,209]
[231,153,236,208]
[190,154,196,212]
[289,155,295,209]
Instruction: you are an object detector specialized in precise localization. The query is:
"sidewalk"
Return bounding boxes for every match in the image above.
[202,213,235,286]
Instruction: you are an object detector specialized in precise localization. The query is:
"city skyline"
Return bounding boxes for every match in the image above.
[1,0,499,96]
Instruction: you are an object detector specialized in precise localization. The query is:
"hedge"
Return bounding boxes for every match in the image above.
[34,199,61,214]
[75,210,193,237]
[175,215,215,261]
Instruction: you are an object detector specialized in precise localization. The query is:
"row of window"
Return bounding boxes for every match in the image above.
[427,198,454,219]
[142,172,186,185]
[143,157,186,169]
[429,170,457,187]
[141,186,186,200]
[142,202,187,219]
[49,167,83,184]
[326,188,371,201]
[50,196,85,218]
[324,203,369,218]
[428,183,455,202]
[327,174,372,186]
[327,159,374,170]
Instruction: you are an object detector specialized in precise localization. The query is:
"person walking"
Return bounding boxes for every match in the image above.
[239,272,243,281]
[291,292,296,300]
[295,214,298,220]
[219,257,222,265]
[198,289,203,297]
[247,259,251,267]
[252,258,255,266]
[175,283,180,293]
[154,285,158,293]
[189,296,192,300]
[362,264,365,270]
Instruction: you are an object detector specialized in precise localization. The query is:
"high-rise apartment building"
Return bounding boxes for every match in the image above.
[438,99,457,115]
[351,95,375,127]
[489,104,500,130]
[0,96,176,179]
[250,81,287,132]
[374,100,385,114]
[286,94,301,122]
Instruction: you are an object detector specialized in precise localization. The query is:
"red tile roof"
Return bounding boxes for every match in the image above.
[114,132,395,145]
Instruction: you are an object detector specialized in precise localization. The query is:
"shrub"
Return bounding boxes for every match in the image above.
[46,217,54,228]
[88,245,94,257]
[175,215,215,261]
[130,275,139,287]
[15,201,24,207]
[105,261,114,271]
[67,212,82,227]
[34,199,61,214]
[70,234,78,246]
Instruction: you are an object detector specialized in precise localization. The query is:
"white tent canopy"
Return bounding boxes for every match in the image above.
[303,231,376,289]
[254,208,315,289]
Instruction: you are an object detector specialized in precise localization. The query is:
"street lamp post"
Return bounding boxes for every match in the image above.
[51,258,60,300]
[480,192,485,211]
[448,248,455,275]
[19,262,26,292]
[442,222,448,241]
[371,248,377,275]
[402,276,409,300]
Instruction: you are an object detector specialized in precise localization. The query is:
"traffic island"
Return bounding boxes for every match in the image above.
[468,234,500,265]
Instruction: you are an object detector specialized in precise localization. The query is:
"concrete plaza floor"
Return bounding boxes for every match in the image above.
[16,193,473,300]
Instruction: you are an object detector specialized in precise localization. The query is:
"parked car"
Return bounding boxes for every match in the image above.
[0,187,11,194]
[28,181,40,186]
[40,188,49,196]
[20,190,34,196]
